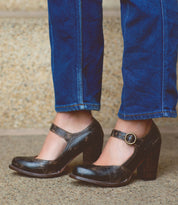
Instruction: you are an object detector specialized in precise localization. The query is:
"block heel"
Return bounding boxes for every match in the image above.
[137,139,161,180]
[83,131,104,164]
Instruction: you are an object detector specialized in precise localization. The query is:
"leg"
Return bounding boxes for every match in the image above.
[9,0,105,176]
[48,0,104,111]
[118,0,177,119]
[95,0,178,166]
[38,0,104,160]
[70,0,177,186]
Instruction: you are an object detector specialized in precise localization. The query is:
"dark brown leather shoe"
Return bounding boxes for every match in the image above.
[9,117,104,178]
[70,121,161,187]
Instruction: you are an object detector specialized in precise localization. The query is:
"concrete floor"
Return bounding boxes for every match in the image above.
[0,129,178,205]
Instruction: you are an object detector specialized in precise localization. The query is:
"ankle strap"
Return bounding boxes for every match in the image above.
[50,123,72,142]
[111,129,142,146]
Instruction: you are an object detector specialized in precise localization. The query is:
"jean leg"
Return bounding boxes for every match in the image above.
[118,0,178,120]
[47,0,104,112]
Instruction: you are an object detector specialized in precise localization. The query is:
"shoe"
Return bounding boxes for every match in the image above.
[70,121,162,187]
[9,117,104,178]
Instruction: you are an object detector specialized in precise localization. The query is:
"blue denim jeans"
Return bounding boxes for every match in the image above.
[47,0,177,120]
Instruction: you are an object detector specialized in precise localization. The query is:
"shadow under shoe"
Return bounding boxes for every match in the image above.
[9,117,104,178]
[70,121,162,187]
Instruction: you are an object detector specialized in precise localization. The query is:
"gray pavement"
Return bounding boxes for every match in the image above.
[0,130,178,205]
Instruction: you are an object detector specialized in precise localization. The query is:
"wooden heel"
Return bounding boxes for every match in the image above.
[83,131,103,164]
[137,140,161,180]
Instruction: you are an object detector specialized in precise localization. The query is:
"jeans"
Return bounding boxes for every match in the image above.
[47,0,177,120]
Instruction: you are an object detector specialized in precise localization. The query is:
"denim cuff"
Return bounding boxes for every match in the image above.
[55,103,100,112]
[118,110,177,120]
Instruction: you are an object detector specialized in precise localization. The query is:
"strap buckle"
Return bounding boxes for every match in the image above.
[124,133,137,145]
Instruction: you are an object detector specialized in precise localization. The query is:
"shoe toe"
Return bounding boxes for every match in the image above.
[11,156,35,169]
[72,165,98,179]
[11,157,24,168]
[73,165,93,176]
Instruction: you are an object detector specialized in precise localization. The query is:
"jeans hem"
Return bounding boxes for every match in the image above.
[55,103,100,112]
[118,110,177,120]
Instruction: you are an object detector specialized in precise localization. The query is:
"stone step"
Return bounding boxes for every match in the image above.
[0,15,177,129]
[0,0,120,11]
[0,9,120,18]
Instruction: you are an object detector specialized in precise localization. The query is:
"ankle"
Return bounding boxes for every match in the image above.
[53,111,93,132]
[115,118,153,138]
[56,110,92,121]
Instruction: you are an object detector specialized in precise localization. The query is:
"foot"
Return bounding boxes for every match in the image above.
[94,118,153,166]
[36,111,93,160]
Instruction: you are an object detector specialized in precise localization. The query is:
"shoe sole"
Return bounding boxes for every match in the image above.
[9,164,67,178]
[69,173,133,187]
